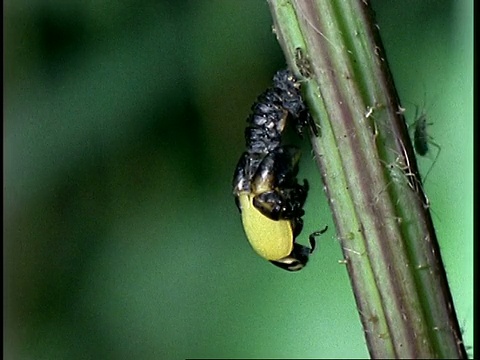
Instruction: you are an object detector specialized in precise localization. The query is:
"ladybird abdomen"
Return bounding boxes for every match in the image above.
[238,194,293,261]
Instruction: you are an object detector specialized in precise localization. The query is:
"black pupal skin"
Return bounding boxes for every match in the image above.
[232,69,311,217]
[244,69,310,155]
[272,70,307,117]
[232,151,263,195]
[233,70,309,198]
[251,146,301,192]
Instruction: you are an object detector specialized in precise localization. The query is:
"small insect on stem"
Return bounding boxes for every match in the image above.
[411,101,441,184]
[374,138,432,210]
[294,47,319,137]
[294,47,313,79]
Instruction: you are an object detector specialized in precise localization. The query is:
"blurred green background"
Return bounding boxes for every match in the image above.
[4,0,473,358]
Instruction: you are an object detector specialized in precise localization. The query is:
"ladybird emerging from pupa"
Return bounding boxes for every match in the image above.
[232,69,327,271]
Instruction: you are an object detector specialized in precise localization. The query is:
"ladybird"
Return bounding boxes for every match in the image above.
[232,69,327,271]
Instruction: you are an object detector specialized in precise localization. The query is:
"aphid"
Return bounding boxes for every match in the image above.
[295,47,313,79]
[411,105,441,183]
[232,69,327,271]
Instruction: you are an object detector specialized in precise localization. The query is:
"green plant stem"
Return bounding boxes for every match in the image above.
[267,0,467,358]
